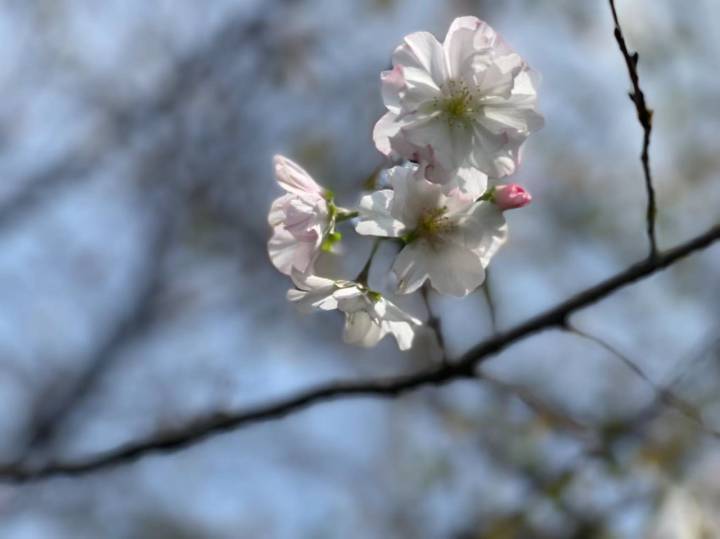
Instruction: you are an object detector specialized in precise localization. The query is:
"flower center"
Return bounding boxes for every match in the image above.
[435,80,477,126]
[419,207,449,234]
[401,207,457,244]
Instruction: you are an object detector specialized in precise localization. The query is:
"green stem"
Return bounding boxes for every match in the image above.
[335,210,359,223]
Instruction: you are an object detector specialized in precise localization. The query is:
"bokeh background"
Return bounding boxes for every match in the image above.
[0,0,719,537]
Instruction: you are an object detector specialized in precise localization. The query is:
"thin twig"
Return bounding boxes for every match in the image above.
[566,323,719,437]
[478,370,589,434]
[355,239,381,285]
[1,223,717,482]
[480,268,498,334]
[420,284,447,364]
[608,0,658,258]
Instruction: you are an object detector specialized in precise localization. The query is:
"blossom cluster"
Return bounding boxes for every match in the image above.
[267,16,542,351]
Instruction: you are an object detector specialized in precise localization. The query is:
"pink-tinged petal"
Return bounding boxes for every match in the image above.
[494,184,532,210]
[268,193,293,226]
[381,65,405,114]
[283,197,326,241]
[273,155,323,196]
[469,18,502,50]
[268,227,318,275]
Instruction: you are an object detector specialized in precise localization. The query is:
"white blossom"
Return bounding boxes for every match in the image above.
[355,164,507,297]
[287,271,421,351]
[374,16,543,180]
[268,155,335,275]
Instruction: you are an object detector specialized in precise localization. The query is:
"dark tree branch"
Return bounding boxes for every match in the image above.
[608,0,658,258]
[1,223,717,483]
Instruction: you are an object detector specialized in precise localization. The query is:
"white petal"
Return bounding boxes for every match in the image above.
[426,241,486,297]
[355,190,405,237]
[388,165,445,228]
[444,16,483,80]
[287,287,338,313]
[393,31,447,87]
[403,116,464,173]
[343,311,386,348]
[290,268,336,291]
[287,271,338,313]
[473,61,517,99]
[373,111,401,156]
[469,123,519,178]
[333,286,365,309]
[452,202,508,266]
[512,68,542,99]
[483,86,544,135]
[382,299,422,350]
[392,241,430,295]
[273,155,323,196]
[399,66,442,109]
[384,319,417,351]
[445,167,488,199]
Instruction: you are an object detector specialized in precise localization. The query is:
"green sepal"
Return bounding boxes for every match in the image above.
[321,231,342,252]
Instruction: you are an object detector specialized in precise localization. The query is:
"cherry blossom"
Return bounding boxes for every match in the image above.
[287,271,421,350]
[268,155,336,275]
[374,16,543,180]
[355,164,507,297]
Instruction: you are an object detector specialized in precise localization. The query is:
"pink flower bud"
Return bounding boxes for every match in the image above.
[493,184,532,210]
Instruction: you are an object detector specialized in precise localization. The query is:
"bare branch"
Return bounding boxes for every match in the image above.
[0,223,717,482]
[608,0,658,257]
